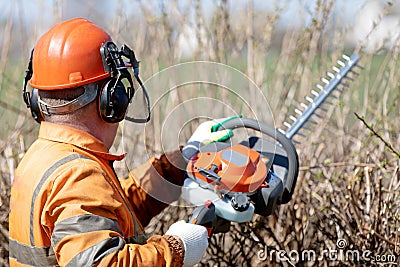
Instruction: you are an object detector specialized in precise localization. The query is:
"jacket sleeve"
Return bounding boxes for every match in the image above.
[44,158,184,267]
[120,149,187,227]
[96,235,184,267]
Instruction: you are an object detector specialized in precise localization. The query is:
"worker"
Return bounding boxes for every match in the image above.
[9,18,230,267]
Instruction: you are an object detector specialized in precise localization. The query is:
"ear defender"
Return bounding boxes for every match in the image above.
[99,41,136,124]
[22,49,45,123]
[29,88,44,123]
[99,78,130,123]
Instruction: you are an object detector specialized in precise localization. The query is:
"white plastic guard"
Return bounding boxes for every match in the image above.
[182,178,254,223]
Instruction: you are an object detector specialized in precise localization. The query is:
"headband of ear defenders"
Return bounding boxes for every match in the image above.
[36,83,98,116]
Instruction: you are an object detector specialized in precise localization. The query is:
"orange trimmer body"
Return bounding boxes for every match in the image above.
[186,144,269,193]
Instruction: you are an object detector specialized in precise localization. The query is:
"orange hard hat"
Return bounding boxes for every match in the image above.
[30,18,111,90]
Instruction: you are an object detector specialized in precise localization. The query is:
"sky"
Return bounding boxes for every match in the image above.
[0,0,399,56]
[0,0,387,31]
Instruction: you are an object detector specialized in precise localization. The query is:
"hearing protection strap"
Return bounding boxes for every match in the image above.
[37,83,98,116]
[125,72,151,123]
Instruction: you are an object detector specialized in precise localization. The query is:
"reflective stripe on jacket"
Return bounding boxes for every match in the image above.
[9,122,186,266]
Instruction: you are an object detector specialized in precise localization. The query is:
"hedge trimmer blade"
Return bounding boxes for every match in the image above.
[280,54,361,142]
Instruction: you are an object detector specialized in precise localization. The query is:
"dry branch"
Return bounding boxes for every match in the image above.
[355,112,400,158]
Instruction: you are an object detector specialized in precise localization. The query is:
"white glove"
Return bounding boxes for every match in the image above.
[182,117,236,161]
[188,119,233,145]
[166,221,208,266]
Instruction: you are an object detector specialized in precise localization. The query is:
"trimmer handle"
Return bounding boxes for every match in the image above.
[189,200,217,237]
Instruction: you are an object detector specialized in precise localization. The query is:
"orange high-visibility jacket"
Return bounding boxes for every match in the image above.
[9,122,186,266]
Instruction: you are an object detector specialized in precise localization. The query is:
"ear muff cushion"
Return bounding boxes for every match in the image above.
[30,88,44,123]
[99,79,129,123]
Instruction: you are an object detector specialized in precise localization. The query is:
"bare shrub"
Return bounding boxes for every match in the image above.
[1,0,399,266]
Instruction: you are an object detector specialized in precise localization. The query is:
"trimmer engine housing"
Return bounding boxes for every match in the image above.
[182,119,296,223]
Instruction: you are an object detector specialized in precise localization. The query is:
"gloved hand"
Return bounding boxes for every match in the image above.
[182,117,239,161]
[166,221,209,266]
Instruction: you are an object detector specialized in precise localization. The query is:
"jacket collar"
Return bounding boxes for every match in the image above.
[38,121,125,161]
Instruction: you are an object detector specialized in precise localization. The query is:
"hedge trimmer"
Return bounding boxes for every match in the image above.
[185,54,361,230]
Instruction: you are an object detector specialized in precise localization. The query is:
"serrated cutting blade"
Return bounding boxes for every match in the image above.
[281,54,361,141]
